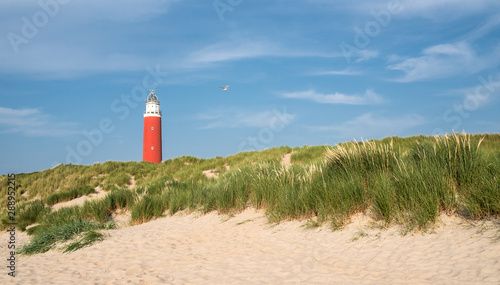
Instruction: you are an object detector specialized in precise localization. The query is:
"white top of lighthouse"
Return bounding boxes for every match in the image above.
[144,90,162,117]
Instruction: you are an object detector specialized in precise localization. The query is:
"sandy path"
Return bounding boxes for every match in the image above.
[202,169,219,179]
[203,165,230,179]
[1,210,499,284]
[127,175,136,190]
[281,153,292,167]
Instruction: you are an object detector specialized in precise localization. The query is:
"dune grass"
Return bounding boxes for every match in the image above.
[4,133,500,254]
[123,133,499,231]
[12,200,51,231]
[130,194,167,225]
[19,218,113,255]
[45,185,96,205]
[101,170,131,190]
[18,188,132,254]
[63,230,105,253]
[291,145,329,164]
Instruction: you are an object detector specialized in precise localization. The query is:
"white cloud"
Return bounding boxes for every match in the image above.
[0,36,336,77]
[187,41,278,65]
[463,14,500,41]
[0,1,180,77]
[0,42,148,78]
[386,54,407,63]
[281,89,383,105]
[185,38,343,67]
[355,49,380,62]
[197,107,295,129]
[306,113,425,139]
[0,106,79,137]
[338,46,380,64]
[387,41,499,82]
[313,68,363,76]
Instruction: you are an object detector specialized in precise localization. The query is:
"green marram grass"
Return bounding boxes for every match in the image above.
[2,132,499,254]
[19,218,113,255]
[45,185,96,205]
[64,230,105,253]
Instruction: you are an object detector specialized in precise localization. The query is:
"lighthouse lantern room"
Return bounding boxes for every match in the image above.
[143,90,162,163]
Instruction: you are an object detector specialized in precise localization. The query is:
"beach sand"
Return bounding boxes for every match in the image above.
[2,209,499,284]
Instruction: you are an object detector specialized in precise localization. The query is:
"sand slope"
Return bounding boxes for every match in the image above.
[50,186,108,211]
[2,209,499,284]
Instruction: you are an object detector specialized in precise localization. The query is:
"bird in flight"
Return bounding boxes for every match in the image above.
[219,85,230,91]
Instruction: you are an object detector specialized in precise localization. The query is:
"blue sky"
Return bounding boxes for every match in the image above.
[1,0,499,174]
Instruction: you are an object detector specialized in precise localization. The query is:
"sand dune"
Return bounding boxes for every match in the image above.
[50,186,108,211]
[2,209,499,284]
[51,175,136,211]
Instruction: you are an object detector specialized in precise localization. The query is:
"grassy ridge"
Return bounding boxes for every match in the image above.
[2,133,499,254]
[134,133,499,229]
[130,133,499,229]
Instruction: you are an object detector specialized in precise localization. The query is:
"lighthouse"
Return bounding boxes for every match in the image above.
[143,90,162,163]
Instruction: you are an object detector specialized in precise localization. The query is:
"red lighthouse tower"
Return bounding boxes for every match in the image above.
[143,90,162,164]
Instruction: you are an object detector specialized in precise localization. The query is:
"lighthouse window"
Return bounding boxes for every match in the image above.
[151,146,154,150]
[151,127,154,130]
